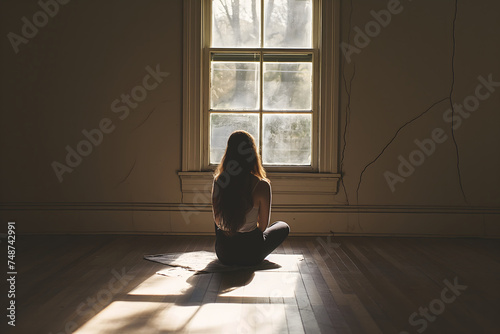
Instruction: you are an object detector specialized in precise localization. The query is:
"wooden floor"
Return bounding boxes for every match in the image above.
[2,235,499,334]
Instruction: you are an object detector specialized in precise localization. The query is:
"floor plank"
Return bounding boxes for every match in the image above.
[2,235,499,334]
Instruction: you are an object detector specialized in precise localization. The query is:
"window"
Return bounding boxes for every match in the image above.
[206,0,317,169]
[180,0,340,205]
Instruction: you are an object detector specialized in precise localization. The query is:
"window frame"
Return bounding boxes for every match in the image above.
[203,0,320,171]
[180,0,341,205]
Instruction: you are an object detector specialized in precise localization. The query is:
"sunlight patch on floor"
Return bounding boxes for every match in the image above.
[128,274,192,296]
[73,254,304,333]
[74,301,163,333]
[220,271,299,298]
[179,303,287,334]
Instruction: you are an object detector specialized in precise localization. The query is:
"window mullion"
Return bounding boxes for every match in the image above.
[260,0,264,49]
[259,0,264,157]
[259,51,263,157]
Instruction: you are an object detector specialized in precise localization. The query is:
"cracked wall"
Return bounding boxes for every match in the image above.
[0,0,499,234]
[338,0,500,207]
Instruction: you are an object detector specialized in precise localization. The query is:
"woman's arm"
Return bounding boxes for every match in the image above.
[211,180,219,226]
[257,180,272,232]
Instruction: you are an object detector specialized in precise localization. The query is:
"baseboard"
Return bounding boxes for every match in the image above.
[1,202,499,237]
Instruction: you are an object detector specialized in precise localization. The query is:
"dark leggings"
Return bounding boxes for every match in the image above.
[215,221,290,266]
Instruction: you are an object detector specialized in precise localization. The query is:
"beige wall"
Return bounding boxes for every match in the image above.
[1,0,183,204]
[1,0,499,235]
[340,0,500,207]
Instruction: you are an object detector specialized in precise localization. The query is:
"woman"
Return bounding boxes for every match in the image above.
[212,130,290,266]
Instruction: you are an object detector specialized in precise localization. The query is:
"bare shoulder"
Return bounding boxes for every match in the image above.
[255,178,271,194]
[260,178,271,186]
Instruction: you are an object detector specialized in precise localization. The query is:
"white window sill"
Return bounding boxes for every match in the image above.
[178,171,340,205]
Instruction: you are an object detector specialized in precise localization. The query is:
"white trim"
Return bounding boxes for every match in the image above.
[178,171,341,204]
[3,202,498,214]
[2,202,499,237]
[182,0,203,171]
[181,0,342,202]
[319,0,340,173]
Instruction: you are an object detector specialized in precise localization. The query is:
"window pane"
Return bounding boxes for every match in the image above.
[211,62,260,110]
[264,0,312,48]
[212,0,261,48]
[262,114,312,165]
[210,113,260,164]
[263,62,312,110]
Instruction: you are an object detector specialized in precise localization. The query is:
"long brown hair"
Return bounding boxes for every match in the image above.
[212,130,267,235]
